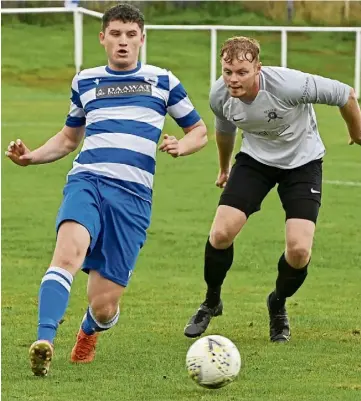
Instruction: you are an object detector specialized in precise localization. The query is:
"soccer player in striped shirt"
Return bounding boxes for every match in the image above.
[6,3,207,376]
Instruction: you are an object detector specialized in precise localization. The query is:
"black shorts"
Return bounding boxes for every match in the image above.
[219,152,323,223]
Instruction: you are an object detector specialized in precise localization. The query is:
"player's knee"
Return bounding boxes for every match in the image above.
[90,300,119,325]
[52,242,86,273]
[286,242,311,268]
[210,227,234,249]
[52,222,90,273]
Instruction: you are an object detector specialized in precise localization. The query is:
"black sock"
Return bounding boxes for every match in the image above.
[204,238,234,308]
[269,252,309,311]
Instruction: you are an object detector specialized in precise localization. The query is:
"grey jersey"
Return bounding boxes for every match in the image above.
[210,67,351,168]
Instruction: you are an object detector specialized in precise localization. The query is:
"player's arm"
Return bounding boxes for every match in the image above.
[214,128,237,189]
[216,130,237,172]
[210,83,237,188]
[31,125,85,163]
[304,74,361,145]
[160,72,208,157]
[177,119,207,156]
[213,111,238,173]
[6,73,86,166]
[159,120,207,158]
[339,88,361,145]
[283,69,360,144]
[6,125,85,167]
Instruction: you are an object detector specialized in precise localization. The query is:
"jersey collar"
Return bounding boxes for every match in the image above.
[105,61,141,75]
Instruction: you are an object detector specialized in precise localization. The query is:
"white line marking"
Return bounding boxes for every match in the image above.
[2,122,61,127]
[324,180,361,187]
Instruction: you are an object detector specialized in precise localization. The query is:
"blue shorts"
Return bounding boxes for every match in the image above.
[56,173,151,287]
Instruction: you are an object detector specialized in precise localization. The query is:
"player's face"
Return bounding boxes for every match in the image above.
[100,20,144,71]
[221,54,261,100]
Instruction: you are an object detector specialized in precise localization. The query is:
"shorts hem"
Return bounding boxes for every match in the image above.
[219,195,257,218]
[82,265,128,287]
[284,199,321,224]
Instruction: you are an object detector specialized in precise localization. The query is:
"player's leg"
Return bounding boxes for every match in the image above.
[29,175,101,376]
[184,152,277,338]
[267,216,316,343]
[70,271,125,363]
[29,222,91,376]
[267,159,322,342]
[71,185,151,363]
[205,205,247,307]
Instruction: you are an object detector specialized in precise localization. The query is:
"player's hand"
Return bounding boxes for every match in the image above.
[158,134,181,158]
[215,170,229,189]
[5,139,33,166]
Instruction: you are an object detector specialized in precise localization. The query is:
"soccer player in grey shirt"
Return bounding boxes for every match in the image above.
[184,36,361,342]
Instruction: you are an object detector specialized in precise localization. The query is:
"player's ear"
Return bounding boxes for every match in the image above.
[99,31,105,46]
[256,62,262,74]
[140,33,145,46]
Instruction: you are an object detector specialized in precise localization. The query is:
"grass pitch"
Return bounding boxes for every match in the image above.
[1,19,361,401]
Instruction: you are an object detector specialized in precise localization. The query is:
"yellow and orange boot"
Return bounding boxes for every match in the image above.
[70,328,98,363]
[29,340,54,376]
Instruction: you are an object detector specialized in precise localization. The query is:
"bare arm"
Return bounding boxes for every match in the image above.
[214,130,237,188]
[158,119,208,158]
[6,125,85,167]
[339,88,361,145]
[178,119,208,156]
[216,130,236,172]
[30,125,85,164]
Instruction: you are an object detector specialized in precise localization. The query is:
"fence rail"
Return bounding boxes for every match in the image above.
[1,6,360,98]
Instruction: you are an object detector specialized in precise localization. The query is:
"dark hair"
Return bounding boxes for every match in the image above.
[102,3,145,32]
[220,36,260,63]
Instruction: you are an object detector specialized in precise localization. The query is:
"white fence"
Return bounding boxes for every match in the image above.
[2,6,361,98]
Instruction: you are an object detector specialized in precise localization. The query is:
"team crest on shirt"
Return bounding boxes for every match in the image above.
[264,108,283,122]
[95,82,152,98]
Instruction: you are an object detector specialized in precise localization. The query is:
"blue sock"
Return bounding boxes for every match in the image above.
[37,266,73,343]
[81,306,120,335]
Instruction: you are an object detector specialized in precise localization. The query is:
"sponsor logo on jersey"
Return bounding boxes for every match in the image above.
[251,124,291,138]
[95,82,152,98]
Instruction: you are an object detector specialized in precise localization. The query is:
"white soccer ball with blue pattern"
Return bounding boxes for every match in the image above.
[186,335,241,389]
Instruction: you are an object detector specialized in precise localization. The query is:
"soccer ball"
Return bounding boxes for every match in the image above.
[186,335,241,389]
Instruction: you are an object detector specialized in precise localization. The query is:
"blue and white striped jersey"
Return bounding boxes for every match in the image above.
[65,62,201,202]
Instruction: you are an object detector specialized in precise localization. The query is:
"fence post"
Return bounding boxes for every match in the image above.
[281,29,287,67]
[74,9,83,73]
[210,28,217,87]
[141,27,147,65]
[355,29,361,99]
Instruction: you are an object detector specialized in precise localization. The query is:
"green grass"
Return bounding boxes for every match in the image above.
[2,21,361,401]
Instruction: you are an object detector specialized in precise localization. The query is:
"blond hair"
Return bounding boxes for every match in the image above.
[220,36,260,63]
